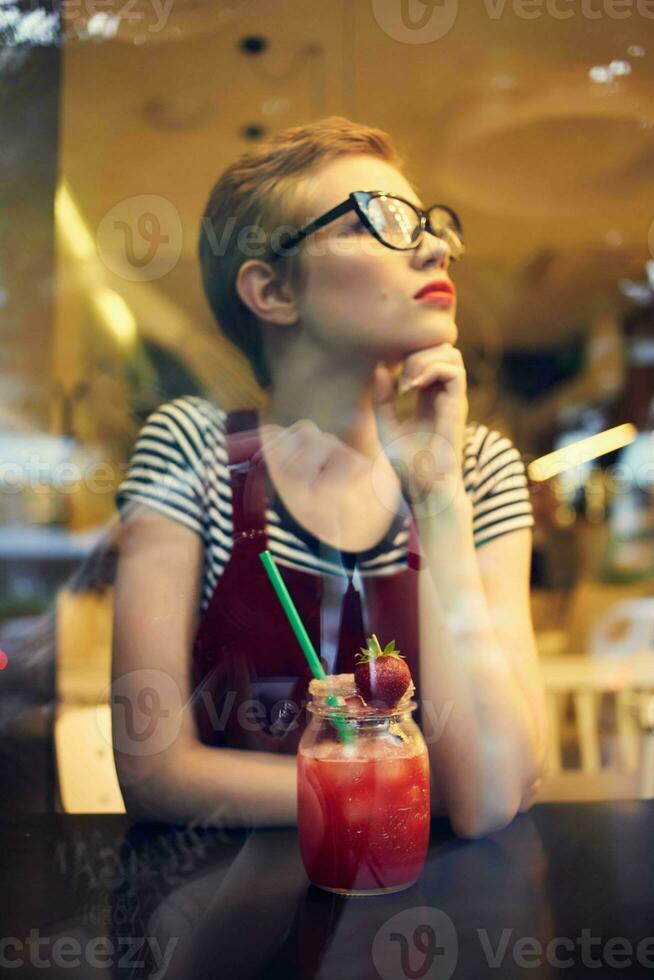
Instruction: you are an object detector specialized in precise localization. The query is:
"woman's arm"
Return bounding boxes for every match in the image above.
[373,348,545,839]
[414,494,546,839]
[112,505,297,828]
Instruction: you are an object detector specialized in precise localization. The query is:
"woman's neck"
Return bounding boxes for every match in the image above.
[260,344,391,463]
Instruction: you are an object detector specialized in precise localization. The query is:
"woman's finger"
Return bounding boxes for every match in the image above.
[400,344,463,385]
[402,362,467,395]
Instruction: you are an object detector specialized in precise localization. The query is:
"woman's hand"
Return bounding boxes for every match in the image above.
[372,343,469,508]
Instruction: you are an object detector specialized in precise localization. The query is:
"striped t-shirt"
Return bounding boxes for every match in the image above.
[116,396,534,615]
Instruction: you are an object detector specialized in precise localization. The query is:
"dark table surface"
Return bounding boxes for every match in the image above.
[2,801,654,979]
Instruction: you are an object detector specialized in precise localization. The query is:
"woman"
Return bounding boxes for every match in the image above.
[113,116,547,837]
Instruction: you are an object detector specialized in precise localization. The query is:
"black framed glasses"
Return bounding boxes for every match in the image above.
[269,190,464,263]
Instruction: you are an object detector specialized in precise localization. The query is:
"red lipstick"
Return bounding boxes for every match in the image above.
[413,279,456,303]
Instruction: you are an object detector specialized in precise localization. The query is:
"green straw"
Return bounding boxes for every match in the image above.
[259,549,353,744]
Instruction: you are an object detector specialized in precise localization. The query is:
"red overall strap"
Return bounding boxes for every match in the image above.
[224,409,268,542]
[191,410,424,751]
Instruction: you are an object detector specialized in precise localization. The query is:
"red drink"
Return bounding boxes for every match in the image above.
[298,744,429,894]
[297,672,430,896]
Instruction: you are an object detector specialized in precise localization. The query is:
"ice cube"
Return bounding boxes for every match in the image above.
[341,794,371,829]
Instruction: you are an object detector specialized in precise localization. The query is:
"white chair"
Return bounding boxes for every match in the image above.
[54,587,125,813]
[561,577,654,658]
[589,597,654,658]
[54,703,125,813]
[538,652,654,802]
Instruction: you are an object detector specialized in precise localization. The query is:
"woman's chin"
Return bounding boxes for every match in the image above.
[409,319,458,349]
[374,319,458,363]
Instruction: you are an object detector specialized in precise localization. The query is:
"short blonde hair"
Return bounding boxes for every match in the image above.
[198,116,410,389]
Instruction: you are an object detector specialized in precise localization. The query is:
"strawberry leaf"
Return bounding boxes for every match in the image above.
[355,635,403,663]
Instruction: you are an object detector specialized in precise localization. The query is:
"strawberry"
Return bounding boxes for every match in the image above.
[354,634,412,708]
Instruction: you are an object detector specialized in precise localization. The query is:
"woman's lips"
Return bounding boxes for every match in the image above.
[413,281,456,305]
[415,292,454,306]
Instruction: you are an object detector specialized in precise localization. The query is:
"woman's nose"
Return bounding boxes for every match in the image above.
[414,231,450,270]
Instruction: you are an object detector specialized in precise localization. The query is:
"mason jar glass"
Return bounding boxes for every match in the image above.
[297,673,430,896]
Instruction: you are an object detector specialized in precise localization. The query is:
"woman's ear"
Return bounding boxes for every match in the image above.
[236,259,299,328]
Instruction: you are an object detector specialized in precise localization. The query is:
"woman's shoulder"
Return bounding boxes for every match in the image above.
[148,394,228,436]
[117,396,229,533]
[461,420,534,547]
[462,420,523,472]
[138,395,229,461]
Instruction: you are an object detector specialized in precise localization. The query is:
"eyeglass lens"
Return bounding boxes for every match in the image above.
[364,196,463,257]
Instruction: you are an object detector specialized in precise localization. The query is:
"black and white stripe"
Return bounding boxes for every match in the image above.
[116,396,534,614]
